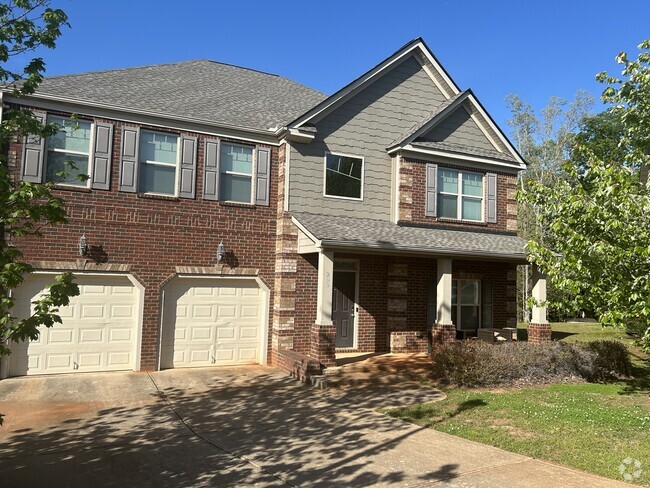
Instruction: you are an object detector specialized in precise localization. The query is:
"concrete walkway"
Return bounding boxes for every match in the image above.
[0,366,629,487]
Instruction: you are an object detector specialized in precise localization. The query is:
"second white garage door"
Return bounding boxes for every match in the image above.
[161,278,265,369]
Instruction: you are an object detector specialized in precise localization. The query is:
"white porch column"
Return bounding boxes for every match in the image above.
[316,251,334,325]
[531,265,548,324]
[436,258,453,325]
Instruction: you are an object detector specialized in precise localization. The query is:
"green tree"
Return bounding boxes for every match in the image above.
[0,0,77,422]
[521,41,650,351]
[506,91,593,321]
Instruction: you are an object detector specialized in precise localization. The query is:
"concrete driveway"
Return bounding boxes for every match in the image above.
[0,366,627,487]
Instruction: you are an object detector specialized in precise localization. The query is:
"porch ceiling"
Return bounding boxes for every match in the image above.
[291,212,528,262]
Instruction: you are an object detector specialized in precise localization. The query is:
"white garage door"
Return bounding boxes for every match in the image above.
[9,274,139,376]
[161,278,264,369]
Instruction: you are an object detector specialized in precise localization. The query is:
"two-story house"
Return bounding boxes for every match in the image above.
[1,38,550,379]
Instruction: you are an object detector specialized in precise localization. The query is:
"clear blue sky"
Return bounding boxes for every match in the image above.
[30,0,650,133]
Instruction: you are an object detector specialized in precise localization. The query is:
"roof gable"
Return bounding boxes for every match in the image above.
[288,38,461,130]
[387,90,526,168]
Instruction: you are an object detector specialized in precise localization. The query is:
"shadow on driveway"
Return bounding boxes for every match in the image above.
[0,366,451,487]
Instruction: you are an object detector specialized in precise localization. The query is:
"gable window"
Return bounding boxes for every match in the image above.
[437,169,483,221]
[324,152,363,200]
[220,142,254,203]
[452,279,480,331]
[138,130,179,195]
[45,115,92,187]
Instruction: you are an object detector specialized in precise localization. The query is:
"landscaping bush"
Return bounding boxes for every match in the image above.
[582,340,633,380]
[430,340,632,387]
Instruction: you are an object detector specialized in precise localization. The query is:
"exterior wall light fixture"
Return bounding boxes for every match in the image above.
[79,234,88,256]
[217,241,227,262]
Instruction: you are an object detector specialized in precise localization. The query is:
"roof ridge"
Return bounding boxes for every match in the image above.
[42,59,285,81]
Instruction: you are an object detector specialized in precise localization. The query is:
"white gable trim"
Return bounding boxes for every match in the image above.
[397,145,526,172]
[287,39,460,130]
[465,92,525,166]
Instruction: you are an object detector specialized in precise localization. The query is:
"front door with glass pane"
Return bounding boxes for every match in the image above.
[333,271,356,348]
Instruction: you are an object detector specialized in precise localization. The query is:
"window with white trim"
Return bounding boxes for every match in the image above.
[138,130,179,195]
[452,279,480,331]
[437,169,483,221]
[220,142,254,203]
[324,152,363,200]
[45,115,92,187]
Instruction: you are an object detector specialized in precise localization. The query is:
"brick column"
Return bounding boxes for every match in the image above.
[432,258,455,344]
[528,265,551,343]
[311,250,336,367]
[528,323,552,343]
[387,262,408,351]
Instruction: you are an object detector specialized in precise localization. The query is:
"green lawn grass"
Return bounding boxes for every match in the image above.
[384,322,650,485]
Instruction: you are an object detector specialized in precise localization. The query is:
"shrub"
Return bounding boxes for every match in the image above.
[583,340,633,380]
[430,339,632,387]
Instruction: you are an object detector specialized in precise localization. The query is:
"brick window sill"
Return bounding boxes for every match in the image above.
[219,201,256,209]
[435,217,489,227]
[52,184,92,193]
[137,193,180,202]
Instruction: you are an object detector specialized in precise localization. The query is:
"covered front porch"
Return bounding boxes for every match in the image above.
[289,213,550,368]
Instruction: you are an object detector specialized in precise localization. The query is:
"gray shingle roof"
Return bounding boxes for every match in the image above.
[292,212,527,261]
[30,60,327,132]
[410,139,519,163]
[388,90,469,148]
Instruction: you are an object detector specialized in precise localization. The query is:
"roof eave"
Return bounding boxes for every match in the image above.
[3,91,282,140]
[319,239,527,262]
[395,145,526,172]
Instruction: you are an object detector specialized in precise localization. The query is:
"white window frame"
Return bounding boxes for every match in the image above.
[438,169,485,222]
[45,115,94,188]
[451,279,481,331]
[219,141,256,204]
[138,129,180,197]
[323,151,365,201]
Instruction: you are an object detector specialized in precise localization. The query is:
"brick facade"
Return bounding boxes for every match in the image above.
[8,107,279,370]
[8,107,525,373]
[528,323,552,343]
[399,156,518,233]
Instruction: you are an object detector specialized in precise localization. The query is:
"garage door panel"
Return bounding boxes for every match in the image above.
[79,328,104,343]
[45,353,73,370]
[162,278,264,368]
[190,326,213,341]
[48,328,74,344]
[109,328,133,342]
[9,274,139,376]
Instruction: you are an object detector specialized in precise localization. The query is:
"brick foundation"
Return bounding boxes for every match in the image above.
[390,331,429,353]
[528,323,552,343]
[310,322,336,367]
[431,323,456,344]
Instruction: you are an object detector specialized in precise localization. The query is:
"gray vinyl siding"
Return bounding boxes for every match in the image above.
[420,106,495,151]
[288,55,446,220]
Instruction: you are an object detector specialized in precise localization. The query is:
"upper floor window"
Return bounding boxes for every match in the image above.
[45,115,92,187]
[437,169,483,221]
[138,130,179,195]
[324,152,363,200]
[220,143,254,203]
